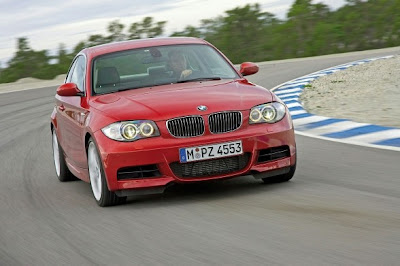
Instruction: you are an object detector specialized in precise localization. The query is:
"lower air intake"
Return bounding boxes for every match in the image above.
[117,164,161,180]
[170,153,250,178]
[257,146,290,163]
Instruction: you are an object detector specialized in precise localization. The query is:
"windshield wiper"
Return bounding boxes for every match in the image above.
[115,82,176,92]
[116,87,134,92]
[177,77,221,83]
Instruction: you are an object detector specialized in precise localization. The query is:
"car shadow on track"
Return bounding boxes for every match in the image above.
[61,172,298,208]
[118,176,297,208]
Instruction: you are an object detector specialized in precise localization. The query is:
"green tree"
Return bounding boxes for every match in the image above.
[219,4,277,62]
[107,20,126,42]
[53,43,74,75]
[87,34,108,47]
[128,17,167,39]
[73,41,87,54]
[171,26,202,37]
[287,0,331,56]
[0,38,52,83]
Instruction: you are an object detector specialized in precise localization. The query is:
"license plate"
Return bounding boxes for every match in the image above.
[179,140,243,163]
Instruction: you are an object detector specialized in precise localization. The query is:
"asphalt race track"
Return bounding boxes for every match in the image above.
[1,50,399,265]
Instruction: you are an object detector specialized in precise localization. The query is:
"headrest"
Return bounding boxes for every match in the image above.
[97,67,120,87]
[147,66,166,76]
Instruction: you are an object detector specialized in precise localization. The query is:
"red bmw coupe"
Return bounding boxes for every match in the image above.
[51,37,296,206]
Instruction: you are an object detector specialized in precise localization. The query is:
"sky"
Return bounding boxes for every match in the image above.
[0,0,346,66]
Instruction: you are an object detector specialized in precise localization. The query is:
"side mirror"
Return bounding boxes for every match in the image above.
[57,83,82,97]
[240,62,259,76]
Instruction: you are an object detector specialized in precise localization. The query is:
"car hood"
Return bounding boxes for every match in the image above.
[90,79,273,121]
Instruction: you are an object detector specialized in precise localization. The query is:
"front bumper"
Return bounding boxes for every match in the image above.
[93,118,296,192]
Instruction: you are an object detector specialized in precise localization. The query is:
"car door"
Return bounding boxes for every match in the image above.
[55,58,78,158]
[57,55,89,169]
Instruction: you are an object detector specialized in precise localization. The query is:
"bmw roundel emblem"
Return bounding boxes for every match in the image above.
[197,105,208,111]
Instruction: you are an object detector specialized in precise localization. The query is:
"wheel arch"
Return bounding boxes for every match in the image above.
[85,132,116,195]
[85,132,93,154]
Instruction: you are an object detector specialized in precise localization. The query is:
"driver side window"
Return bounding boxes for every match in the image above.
[66,60,77,83]
[67,56,86,92]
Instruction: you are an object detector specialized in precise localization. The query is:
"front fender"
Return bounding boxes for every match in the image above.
[50,106,57,130]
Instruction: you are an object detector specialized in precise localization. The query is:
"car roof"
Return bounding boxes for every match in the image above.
[82,37,209,60]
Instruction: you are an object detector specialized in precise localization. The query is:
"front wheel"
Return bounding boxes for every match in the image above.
[87,139,126,207]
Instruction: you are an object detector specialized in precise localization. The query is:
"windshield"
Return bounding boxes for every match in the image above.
[92,44,239,95]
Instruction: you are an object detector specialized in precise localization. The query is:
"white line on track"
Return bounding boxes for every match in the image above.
[345,129,400,143]
[295,130,400,152]
[298,121,370,135]
[291,115,329,126]
[274,88,303,95]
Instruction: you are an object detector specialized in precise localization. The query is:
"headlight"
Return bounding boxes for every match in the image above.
[121,124,138,140]
[249,102,286,124]
[139,122,155,137]
[101,120,160,141]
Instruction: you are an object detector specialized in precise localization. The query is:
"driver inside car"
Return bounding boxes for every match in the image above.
[167,50,192,80]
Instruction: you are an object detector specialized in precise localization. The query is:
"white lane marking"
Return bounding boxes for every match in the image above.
[290,78,316,83]
[276,92,301,99]
[345,129,400,142]
[351,62,367,66]
[286,102,302,108]
[295,130,400,152]
[319,69,341,73]
[303,121,370,135]
[282,97,299,102]
[274,88,303,95]
[292,115,330,126]
[278,82,309,89]
[290,110,307,116]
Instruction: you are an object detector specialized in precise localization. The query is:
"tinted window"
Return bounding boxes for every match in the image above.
[92,44,239,95]
[70,56,86,92]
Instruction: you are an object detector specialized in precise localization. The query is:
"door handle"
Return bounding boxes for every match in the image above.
[59,105,65,111]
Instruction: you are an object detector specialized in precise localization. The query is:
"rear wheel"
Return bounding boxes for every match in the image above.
[87,139,126,207]
[52,129,75,182]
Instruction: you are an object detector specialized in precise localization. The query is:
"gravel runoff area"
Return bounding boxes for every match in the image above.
[300,55,400,128]
[0,75,66,94]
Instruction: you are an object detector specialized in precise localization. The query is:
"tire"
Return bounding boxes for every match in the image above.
[52,128,75,182]
[262,163,296,184]
[87,138,126,207]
